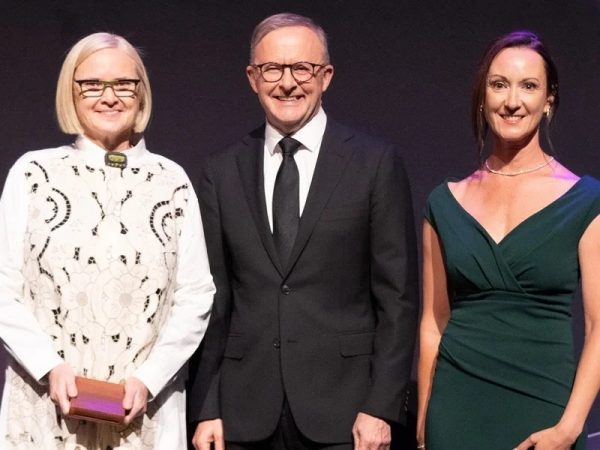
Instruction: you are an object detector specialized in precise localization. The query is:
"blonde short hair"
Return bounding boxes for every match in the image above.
[56,32,152,135]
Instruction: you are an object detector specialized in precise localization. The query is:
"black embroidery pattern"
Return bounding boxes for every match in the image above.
[149,201,170,246]
[11,152,189,447]
[149,184,189,246]
[31,161,49,182]
[49,188,70,232]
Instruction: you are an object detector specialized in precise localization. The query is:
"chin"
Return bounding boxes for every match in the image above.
[271,118,303,134]
[98,123,132,135]
[495,132,537,148]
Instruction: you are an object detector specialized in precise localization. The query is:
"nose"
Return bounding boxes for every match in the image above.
[100,85,119,103]
[279,66,298,91]
[505,86,521,111]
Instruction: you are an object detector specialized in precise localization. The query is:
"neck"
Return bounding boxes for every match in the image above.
[269,104,321,136]
[489,132,546,169]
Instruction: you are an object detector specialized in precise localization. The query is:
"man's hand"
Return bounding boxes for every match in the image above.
[193,419,225,450]
[123,376,149,424]
[48,363,77,415]
[352,412,391,450]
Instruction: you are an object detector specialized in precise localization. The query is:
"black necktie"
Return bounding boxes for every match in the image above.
[273,137,301,266]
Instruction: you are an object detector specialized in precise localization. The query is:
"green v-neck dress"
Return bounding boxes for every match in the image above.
[424,175,600,449]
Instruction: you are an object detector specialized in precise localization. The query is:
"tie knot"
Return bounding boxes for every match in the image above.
[279,137,301,156]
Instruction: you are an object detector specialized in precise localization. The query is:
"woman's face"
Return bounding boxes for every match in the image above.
[484,47,553,148]
[73,48,141,151]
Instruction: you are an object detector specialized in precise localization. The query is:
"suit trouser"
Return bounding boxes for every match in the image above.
[225,398,352,450]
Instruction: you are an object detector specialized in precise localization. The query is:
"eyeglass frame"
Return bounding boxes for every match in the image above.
[250,61,327,83]
[74,79,141,98]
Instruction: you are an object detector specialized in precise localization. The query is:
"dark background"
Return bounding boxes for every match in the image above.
[1,0,599,444]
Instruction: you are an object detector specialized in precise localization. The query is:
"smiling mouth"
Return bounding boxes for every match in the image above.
[275,96,303,102]
[500,114,524,122]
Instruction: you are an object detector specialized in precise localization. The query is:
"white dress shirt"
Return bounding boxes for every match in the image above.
[264,107,327,231]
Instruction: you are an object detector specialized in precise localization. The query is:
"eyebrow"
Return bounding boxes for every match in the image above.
[487,74,541,82]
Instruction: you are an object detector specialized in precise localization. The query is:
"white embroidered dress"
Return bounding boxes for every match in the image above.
[0,136,214,449]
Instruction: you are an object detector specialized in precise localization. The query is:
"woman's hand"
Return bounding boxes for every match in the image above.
[514,424,579,450]
[123,376,149,424]
[48,363,77,415]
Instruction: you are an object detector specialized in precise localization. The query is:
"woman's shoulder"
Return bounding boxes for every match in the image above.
[558,167,600,201]
[574,176,600,231]
[143,151,190,180]
[576,176,600,218]
[140,152,198,202]
[15,145,72,164]
[9,145,73,172]
[428,172,480,202]
[579,175,600,193]
[425,175,468,221]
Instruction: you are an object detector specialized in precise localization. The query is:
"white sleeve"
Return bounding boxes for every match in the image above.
[134,179,215,397]
[0,159,63,381]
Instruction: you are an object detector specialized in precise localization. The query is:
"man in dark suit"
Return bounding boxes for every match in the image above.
[190,12,418,450]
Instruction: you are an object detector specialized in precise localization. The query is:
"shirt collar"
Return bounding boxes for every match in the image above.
[73,135,149,166]
[265,107,327,155]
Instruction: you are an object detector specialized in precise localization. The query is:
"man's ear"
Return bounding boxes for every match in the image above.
[320,64,335,93]
[246,66,259,94]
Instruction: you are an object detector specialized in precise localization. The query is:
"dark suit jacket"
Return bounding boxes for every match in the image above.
[189,119,418,444]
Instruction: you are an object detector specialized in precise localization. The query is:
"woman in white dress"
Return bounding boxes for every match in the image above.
[0,32,215,449]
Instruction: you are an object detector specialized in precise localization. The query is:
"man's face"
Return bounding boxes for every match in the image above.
[247,26,334,135]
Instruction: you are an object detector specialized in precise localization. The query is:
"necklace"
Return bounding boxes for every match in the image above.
[484,156,554,177]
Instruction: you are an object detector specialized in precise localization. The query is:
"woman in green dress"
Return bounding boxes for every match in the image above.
[417,31,600,450]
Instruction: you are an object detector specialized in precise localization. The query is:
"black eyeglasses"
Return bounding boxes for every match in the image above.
[251,62,326,83]
[74,79,141,98]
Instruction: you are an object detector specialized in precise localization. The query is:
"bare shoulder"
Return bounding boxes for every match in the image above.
[547,160,580,188]
[447,171,484,200]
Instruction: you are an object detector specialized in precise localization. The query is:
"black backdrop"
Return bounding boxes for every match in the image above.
[1,0,599,442]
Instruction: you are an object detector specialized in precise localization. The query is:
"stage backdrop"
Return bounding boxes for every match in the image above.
[1,0,599,443]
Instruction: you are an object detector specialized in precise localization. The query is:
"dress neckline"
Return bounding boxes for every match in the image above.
[444,176,587,245]
[73,135,149,167]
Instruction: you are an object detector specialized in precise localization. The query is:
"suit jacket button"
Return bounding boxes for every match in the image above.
[281,284,291,295]
[273,339,280,348]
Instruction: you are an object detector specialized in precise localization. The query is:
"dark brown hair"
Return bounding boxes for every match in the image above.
[471,30,559,156]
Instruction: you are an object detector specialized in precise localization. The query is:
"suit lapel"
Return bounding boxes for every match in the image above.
[236,127,285,276]
[284,120,355,276]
